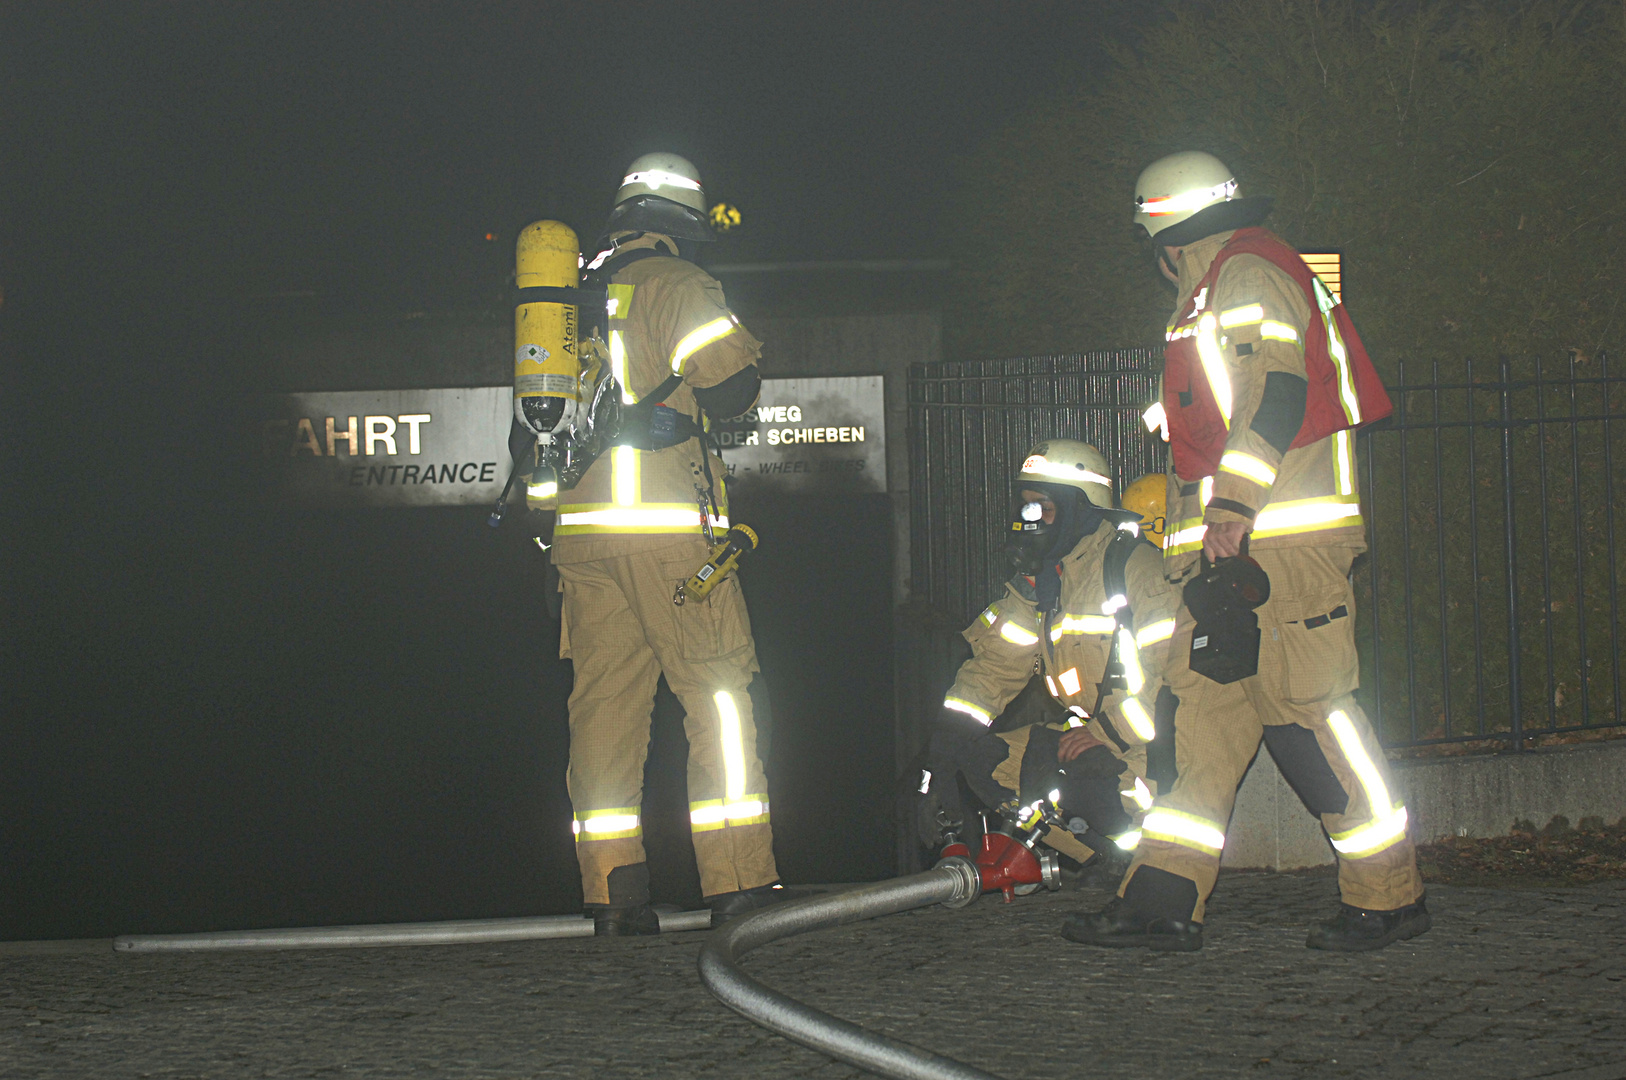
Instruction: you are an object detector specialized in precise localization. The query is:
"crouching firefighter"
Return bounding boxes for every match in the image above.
[1063,151,1428,953]
[924,441,1180,892]
[520,153,781,934]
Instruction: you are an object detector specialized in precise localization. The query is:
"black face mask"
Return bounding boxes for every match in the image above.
[1005,488,1106,579]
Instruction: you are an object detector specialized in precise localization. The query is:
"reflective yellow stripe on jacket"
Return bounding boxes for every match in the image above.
[555,502,728,536]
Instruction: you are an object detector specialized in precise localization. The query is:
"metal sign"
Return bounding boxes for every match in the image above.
[259,387,510,507]
[714,375,886,493]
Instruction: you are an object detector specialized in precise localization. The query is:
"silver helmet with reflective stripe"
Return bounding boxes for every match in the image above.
[604,152,716,243]
[1134,151,1273,247]
[1018,439,1114,509]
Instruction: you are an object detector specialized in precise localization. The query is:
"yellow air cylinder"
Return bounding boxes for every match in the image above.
[514,220,582,433]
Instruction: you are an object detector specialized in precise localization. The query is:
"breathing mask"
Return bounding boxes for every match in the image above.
[1005,486,1105,577]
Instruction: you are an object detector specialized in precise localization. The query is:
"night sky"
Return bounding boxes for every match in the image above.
[1,3,1134,940]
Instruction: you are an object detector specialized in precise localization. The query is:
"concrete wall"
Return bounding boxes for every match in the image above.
[1220,738,1626,870]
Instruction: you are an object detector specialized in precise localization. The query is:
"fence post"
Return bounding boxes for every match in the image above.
[1500,355,1523,749]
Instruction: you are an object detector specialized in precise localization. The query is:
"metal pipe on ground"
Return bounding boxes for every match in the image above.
[698,857,1006,1080]
[114,908,713,953]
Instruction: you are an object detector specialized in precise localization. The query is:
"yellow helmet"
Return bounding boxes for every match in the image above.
[1121,474,1168,547]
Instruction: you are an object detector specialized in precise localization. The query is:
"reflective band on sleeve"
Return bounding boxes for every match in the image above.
[1101,594,1129,615]
[1119,696,1156,742]
[1217,303,1264,328]
[527,480,558,499]
[689,796,771,832]
[1141,807,1225,854]
[613,445,638,506]
[1122,777,1155,811]
[999,620,1040,646]
[670,316,739,375]
[1163,521,1208,555]
[1219,450,1277,486]
[555,504,706,533]
[714,691,747,802]
[1114,830,1143,850]
[944,697,993,726]
[1136,618,1176,648]
[918,770,932,795]
[1020,455,1112,487]
[1259,321,1300,343]
[1195,313,1232,427]
[1335,429,1354,496]
[1250,494,1362,538]
[1065,707,1087,729]
[1051,614,1117,639]
[573,807,642,841]
[1117,629,1145,694]
[1200,475,1214,507]
[1058,667,1081,696]
[980,605,999,626]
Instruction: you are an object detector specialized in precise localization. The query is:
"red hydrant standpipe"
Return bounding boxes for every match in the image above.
[940,805,1062,903]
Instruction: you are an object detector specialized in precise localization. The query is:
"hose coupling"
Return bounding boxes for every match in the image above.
[932,855,982,909]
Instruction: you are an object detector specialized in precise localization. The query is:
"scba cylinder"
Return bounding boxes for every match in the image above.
[514,220,582,433]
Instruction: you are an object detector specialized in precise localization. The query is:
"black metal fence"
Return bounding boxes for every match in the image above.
[905,350,1626,754]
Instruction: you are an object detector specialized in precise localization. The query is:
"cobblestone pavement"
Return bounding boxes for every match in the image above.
[3,872,1624,1080]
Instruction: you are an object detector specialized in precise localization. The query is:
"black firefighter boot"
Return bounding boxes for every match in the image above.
[707,882,788,926]
[591,864,662,937]
[1306,894,1431,952]
[1060,865,1204,952]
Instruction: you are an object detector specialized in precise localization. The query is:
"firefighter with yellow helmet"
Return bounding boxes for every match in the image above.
[924,441,1179,877]
[1063,151,1427,952]
[531,153,779,934]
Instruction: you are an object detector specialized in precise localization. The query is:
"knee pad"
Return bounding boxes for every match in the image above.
[1058,767,1133,839]
[606,862,651,907]
[1018,726,1065,803]
[1261,723,1350,816]
[1147,686,1179,792]
[1122,865,1201,922]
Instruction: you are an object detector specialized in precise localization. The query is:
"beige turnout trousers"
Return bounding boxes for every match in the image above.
[1123,546,1422,922]
[557,536,777,906]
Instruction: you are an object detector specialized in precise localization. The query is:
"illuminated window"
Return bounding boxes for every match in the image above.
[1300,252,1341,303]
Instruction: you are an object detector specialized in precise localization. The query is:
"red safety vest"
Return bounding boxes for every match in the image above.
[1162,228,1392,481]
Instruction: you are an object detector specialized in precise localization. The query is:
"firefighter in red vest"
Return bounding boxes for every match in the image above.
[1063,151,1430,952]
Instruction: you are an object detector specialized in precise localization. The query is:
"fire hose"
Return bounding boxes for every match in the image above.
[697,856,1011,1080]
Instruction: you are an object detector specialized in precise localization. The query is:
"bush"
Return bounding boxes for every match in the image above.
[950,0,1625,372]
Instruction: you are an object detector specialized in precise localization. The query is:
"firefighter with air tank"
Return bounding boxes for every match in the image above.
[515,153,781,935]
[925,442,1179,886]
[1062,151,1429,952]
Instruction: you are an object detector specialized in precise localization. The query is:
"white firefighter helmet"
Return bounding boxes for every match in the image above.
[1133,150,1273,247]
[1017,439,1114,510]
[604,152,716,242]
